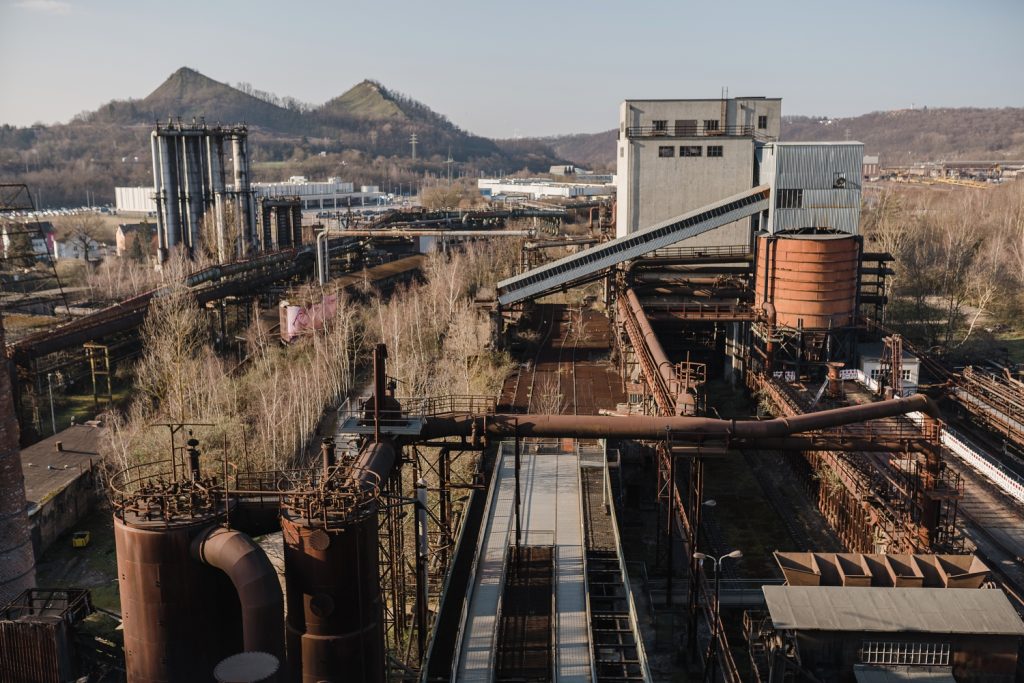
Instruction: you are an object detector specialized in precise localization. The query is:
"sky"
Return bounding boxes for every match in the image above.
[1,0,1022,138]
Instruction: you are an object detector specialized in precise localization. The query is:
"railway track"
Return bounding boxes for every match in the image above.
[498,304,625,415]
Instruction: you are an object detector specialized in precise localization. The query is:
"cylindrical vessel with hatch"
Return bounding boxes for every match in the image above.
[282,511,384,683]
[755,234,860,329]
[114,514,242,682]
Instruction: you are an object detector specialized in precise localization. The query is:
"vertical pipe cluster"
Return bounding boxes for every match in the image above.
[231,134,254,256]
[0,316,35,605]
[150,122,256,264]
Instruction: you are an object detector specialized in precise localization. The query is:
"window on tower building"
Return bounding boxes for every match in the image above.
[758,115,769,129]
[680,146,702,157]
[776,189,804,208]
[658,146,675,158]
[707,145,723,158]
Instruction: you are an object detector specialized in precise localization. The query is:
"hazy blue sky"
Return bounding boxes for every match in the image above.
[1,0,1021,137]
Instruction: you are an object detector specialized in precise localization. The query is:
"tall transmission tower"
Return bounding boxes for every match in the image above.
[410,133,418,161]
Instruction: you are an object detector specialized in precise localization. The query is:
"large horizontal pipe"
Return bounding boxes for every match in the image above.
[191,526,285,660]
[418,393,939,441]
[631,274,743,286]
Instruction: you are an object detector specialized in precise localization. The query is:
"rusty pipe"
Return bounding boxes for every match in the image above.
[349,439,397,494]
[191,526,284,660]
[419,393,940,441]
[624,288,681,407]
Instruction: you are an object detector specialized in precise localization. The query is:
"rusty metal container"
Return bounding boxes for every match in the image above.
[282,511,384,683]
[755,234,860,329]
[114,515,242,682]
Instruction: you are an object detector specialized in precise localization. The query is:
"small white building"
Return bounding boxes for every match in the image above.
[53,237,108,262]
[858,342,920,396]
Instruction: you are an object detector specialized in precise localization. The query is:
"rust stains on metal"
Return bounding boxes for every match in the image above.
[754,234,860,329]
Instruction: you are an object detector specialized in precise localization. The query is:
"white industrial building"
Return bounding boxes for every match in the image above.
[478,177,615,200]
[117,176,385,216]
[616,96,782,245]
[115,186,157,214]
[252,176,361,211]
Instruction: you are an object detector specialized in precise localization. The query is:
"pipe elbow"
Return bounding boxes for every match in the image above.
[191,526,284,659]
[909,393,943,420]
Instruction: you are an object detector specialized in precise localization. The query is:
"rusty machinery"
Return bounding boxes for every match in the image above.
[106,338,946,682]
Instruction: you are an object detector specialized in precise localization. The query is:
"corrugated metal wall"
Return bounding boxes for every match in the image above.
[0,620,71,683]
[765,143,863,235]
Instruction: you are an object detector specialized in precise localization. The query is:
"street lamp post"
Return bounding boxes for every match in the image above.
[46,372,56,435]
[688,499,717,656]
[693,549,742,682]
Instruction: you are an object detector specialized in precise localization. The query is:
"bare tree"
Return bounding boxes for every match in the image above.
[55,213,106,264]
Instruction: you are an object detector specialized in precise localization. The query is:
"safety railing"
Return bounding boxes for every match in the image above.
[338,394,497,424]
[649,243,752,260]
[603,441,654,682]
[626,124,768,139]
[110,455,382,529]
[904,410,1024,506]
[450,441,511,681]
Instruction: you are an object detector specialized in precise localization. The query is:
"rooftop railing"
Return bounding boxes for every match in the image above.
[625,124,775,141]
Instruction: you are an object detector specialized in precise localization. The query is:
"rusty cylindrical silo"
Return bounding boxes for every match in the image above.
[0,315,35,605]
[114,513,244,682]
[755,234,860,329]
[283,440,396,683]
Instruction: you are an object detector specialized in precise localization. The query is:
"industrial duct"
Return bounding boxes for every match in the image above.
[419,393,940,441]
[191,526,285,661]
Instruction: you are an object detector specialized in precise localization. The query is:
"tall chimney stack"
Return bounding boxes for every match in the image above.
[0,315,35,603]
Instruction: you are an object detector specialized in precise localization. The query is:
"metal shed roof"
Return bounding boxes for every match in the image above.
[763,586,1024,635]
[853,665,956,683]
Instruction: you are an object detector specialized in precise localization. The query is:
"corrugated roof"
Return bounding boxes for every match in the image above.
[763,586,1024,635]
[854,665,956,683]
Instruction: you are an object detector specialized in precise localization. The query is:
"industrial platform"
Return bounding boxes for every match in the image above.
[456,440,593,681]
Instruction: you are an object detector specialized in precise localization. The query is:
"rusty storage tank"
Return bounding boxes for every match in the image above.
[114,511,244,682]
[282,512,383,683]
[755,234,860,329]
[282,441,394,683]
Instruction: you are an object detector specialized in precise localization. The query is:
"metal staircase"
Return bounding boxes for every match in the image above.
[497,184,770,305]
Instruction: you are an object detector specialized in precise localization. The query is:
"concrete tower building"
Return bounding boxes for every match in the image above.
[616,96,781,245]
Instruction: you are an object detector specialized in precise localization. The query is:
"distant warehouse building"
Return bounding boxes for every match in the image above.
[252,176,357,211]
[114,186,157,214]
[116,176,378,217]
[478,177,615,200]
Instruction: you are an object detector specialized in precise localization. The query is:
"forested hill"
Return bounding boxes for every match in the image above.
[0,68,566,207]
[530,107,1024,171]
